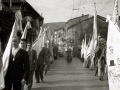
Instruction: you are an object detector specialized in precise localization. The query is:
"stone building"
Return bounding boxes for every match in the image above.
[65,14,90,46]
[53,28,65,46]
[65,14,108,57]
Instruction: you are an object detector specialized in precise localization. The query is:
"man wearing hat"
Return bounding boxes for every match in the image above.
[3,36,29,90]
[26,43,37,90]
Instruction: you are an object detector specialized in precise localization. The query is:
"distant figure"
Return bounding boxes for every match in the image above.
[95,46,102,76]
[53,44,58,60]
[26,43,37,90]
[3,36,29,90]
[44,44,50,76]
[99,46,106,81]
[67,47,72,63]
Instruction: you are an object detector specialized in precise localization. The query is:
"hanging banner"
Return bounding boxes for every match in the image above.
[107,16,120,90]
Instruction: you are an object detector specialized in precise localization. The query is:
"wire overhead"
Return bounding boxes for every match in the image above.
[71,0,75,18]
[98,0,111,13]
[76,0,82,17]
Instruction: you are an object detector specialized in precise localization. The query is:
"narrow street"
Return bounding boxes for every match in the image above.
[32,57,109,90]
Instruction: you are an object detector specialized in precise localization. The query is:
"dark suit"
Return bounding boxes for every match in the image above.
[28,50,37,71]
[27,49,37,90]
[95,48,102,76]
[44,48,50,75]
[35,47,45,82]
[3,49,29,90]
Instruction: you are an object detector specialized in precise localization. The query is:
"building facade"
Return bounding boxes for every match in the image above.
[65,14,108,57]
[53,28,65,45]
[0,0,44,51]
[65,14,90,46]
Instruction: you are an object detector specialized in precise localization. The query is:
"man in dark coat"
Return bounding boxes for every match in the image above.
[44,44,50,76]
[35,46,45,83]
[53,44,58,60]
[26,43,37,90]
[3,36,29,90]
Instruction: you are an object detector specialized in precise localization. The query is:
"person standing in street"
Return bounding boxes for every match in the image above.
[26,43,37,90]
[99,45,106,81]
[35,45,46,83]
[19,38,29,90]
[67,46,72,63]
[53,44,58,60]
[3,36,29,90]
[44,43,50,76]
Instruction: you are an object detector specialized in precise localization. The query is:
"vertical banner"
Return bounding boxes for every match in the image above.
[107,16,120,90]
[32,32,45,58]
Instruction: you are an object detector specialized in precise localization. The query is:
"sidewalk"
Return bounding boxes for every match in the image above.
[32,57,109,90]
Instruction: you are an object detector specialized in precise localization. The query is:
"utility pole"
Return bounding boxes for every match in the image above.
[10,0,12,9]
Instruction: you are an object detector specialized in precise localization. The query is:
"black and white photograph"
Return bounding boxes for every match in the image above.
[0,0,120,90]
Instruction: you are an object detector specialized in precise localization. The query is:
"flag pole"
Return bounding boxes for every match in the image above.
[10,0,12,9]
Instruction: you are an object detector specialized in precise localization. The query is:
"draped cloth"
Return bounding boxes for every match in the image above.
[0,68,4,90]
[0,51,4,90]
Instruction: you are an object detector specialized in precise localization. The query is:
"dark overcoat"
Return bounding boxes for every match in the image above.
[5,49,29,84]
[28,49,37,71]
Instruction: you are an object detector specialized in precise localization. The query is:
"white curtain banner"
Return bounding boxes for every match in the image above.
[107,17,120,90]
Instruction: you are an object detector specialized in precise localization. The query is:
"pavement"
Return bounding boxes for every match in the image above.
[32,57,109,90]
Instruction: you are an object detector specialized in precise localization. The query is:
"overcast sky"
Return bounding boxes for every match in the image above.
[26,0,120,23]
[0,0,120,23]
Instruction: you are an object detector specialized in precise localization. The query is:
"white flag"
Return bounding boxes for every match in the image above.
[84,34,86,59]
[21,21,31,39]
[106,15,120,90]
[15,10,23,33]
[32,30,46,58]
[81,39,84,58]
[0,20,17,89]
[87,36,93,59]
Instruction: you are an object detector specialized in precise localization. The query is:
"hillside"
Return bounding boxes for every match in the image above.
[43,22,66,34]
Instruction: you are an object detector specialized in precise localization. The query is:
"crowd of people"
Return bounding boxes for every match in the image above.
[0,34,60,90]
[80,37,108,81]
[0,31,108,90]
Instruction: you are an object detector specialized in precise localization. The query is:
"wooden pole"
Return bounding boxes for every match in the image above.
[10,0,12,9]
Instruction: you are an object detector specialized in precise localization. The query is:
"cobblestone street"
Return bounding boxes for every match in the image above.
[32,57,109,90]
